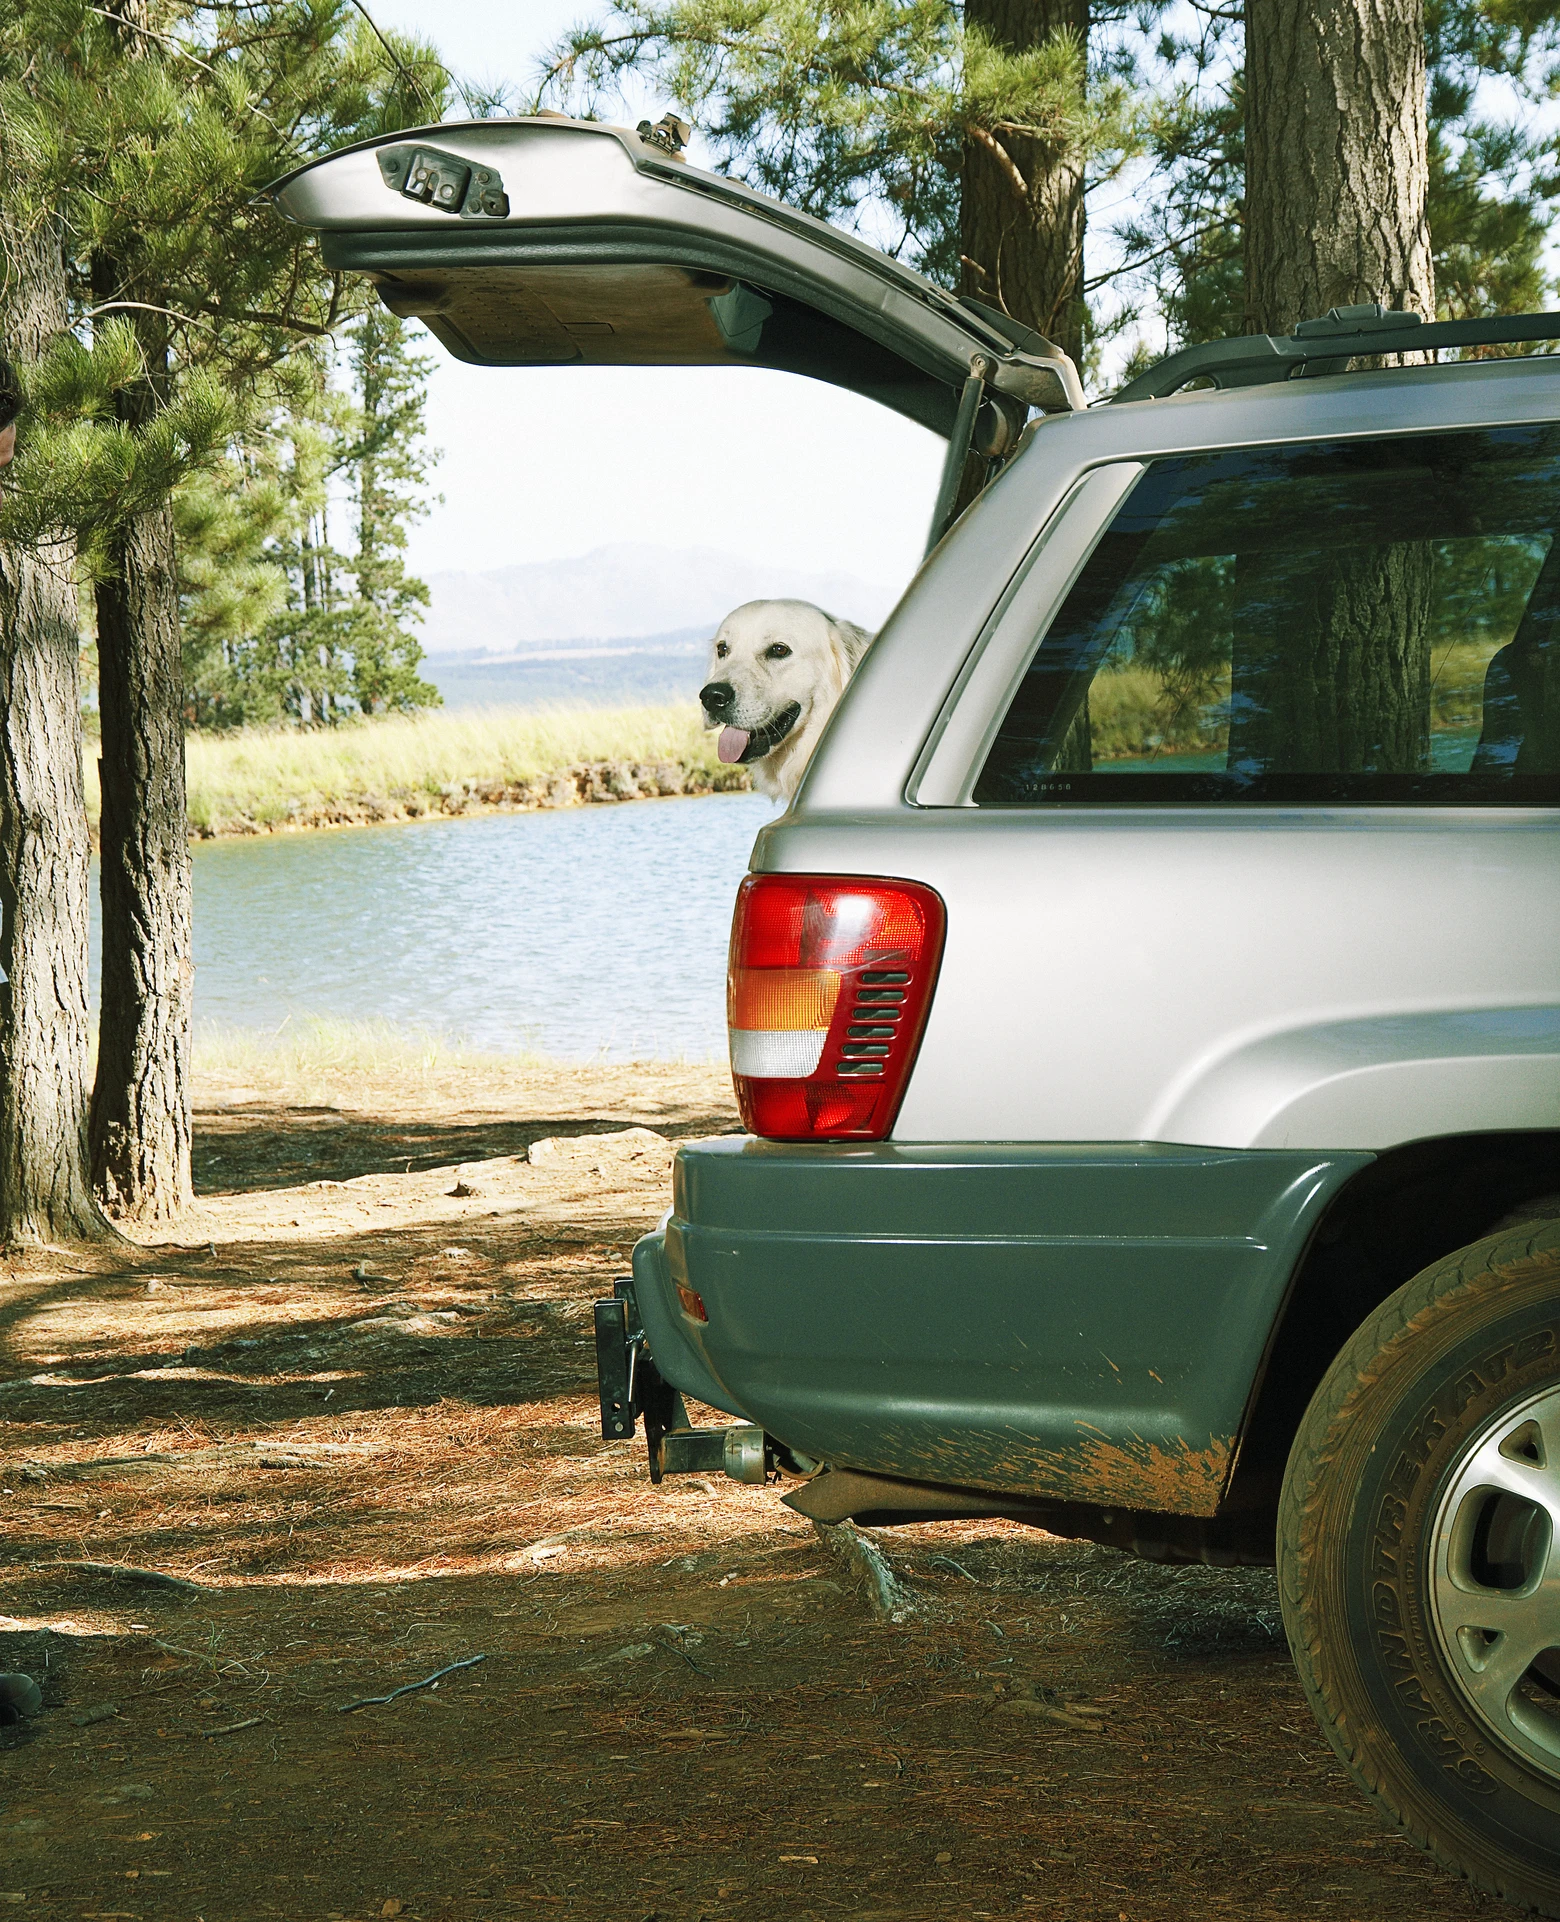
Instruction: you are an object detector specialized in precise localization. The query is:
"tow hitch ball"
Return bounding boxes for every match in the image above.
[593,1279,772,1486]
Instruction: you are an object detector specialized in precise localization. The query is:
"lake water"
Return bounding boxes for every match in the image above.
[154,793,773,1060]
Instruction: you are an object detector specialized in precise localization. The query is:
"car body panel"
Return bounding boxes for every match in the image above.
[264,116,1081,432]
[633,1231,747,1420]
[748,809,1560,1149]
[748,361,1560,1152]
[1158,1005,1560,1149]
[634,1137,1371,1513]
[796,352,1560,817]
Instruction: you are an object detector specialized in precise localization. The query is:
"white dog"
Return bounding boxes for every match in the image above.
[699,600,874,802]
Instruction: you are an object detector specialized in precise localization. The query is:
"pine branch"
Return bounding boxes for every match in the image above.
[1085,221,1223,293]
[966,123,1027,199]
[85,299,219,335]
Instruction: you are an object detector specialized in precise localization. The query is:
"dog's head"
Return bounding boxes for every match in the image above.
[699,600,872,772]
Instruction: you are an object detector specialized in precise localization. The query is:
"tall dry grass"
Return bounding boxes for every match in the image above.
[191,1015,727,1112]
[83,704,725,833]
[192,1016,554,1109]
[84,639,1505,827]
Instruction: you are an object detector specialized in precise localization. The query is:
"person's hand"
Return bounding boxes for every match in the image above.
[0,421,13,486]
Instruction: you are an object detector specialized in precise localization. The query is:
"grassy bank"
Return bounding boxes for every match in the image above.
[83,703,745,838]
[90,637,1499,838]
[193,1015,725,1110]
[193,1016,544,1103]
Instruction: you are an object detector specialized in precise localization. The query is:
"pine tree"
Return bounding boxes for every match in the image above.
[1110,0,1560,362]
[960,0,1090,358]
[1104,12,1246,364]
[1245,0,1434,331]
[0,201,105,1243]
[272,387,359,726]
[537,0,1138,357]
[12,0,447,1219]
[0,1,228,1243]
[1241,0,1434,779]
[176,453,292,729]
[344,309,440,716]
[179,317,440,729]
[1425,0,1560,322]
[1099,3,1560,781]
[87,1,203,1222]
[0,0,448,1231]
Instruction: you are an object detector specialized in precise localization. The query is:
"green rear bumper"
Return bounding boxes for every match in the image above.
[632,1136,1372,1516]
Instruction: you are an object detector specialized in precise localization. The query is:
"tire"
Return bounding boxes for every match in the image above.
[1278,1219,1560,1915]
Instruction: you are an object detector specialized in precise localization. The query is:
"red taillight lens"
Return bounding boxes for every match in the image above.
[727,875,946,1141]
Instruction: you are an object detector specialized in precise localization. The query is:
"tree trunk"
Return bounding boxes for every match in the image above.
[92,499,194,1221]
[82,0,193,1223]
[1229,544,1435,777]
[1240,0,1436,785]
[0,214,107,1243]
[1244,0,1434,332]
[961,0,1089,363]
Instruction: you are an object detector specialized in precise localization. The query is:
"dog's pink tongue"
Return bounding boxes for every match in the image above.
[717,725,751,764]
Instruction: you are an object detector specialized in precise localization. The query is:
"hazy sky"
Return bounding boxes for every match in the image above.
[358,0,947,588]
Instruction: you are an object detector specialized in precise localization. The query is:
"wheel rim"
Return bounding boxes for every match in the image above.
[1430,1382,1560,1785]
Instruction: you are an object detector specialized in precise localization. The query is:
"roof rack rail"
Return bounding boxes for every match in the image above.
[1111,304,1560,404]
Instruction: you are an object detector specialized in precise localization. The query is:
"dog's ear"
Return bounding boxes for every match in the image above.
[820,612,875,680]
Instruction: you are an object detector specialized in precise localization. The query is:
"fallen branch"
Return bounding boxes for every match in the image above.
[21,1439,378,1483]
[928,1554,984,1585]
[39,1244,94,1273]
[338,1653,487,1713]
[811,1521,914,1622]
[657,1636,713,1678]
[200,1715,266,1736]
[35,1560,206,1595]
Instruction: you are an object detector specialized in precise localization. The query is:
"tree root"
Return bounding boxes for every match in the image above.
[811,1520,915,1622]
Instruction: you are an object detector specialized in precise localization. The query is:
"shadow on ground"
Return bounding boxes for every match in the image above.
[0,1066,1488,1922]
[194,1103,739,1195]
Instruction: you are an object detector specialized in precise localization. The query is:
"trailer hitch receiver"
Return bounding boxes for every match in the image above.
[594,1278,687,1482]
[656,1423,770,1483]
[594,1279,776,1486]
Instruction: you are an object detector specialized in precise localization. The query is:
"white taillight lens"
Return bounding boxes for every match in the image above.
[726,965,840,1077]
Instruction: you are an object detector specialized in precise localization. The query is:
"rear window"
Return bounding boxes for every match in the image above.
[975,424,1560,806]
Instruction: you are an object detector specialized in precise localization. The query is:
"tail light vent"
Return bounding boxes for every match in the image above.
[727,875,945,1141]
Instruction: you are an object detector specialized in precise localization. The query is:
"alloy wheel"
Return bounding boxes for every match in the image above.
[1430,1382,1560,1784]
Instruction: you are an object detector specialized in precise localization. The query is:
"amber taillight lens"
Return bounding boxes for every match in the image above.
[726,874,945,1141]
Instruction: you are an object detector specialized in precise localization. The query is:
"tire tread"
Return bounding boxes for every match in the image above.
[1278,1217,1560,1914]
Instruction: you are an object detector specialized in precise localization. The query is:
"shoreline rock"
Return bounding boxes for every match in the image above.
[174,758,751,843]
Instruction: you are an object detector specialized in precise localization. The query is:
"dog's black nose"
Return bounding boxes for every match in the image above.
[700,680,735,716]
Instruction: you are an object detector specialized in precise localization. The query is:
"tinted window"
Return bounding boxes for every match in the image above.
[975,425,1560,806]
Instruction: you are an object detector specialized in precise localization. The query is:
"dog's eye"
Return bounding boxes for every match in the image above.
[715,642,729,658]
[764,643,792,660]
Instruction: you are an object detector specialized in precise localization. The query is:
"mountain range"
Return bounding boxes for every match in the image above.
[419,628,711,711]
[417,542,902,656]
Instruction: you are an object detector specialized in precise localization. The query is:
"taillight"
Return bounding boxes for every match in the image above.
[727,874,945,1141]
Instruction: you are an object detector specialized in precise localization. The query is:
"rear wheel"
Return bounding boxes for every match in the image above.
[1278,1221,1560,1915]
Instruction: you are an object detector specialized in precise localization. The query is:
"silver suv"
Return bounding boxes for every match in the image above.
[276,117,1560,1915]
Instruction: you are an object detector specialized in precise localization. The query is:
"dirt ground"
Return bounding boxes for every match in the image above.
[0,1059,1496,1922]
